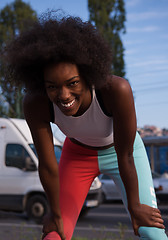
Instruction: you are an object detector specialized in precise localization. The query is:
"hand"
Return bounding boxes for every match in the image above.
[42,213,66,240]
[129,204,165,236]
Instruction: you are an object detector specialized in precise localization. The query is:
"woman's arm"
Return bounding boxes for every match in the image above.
[101,76,165,235]
[23,93,65,240]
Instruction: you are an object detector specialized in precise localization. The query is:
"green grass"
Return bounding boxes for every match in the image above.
[7,222,133,240]
[72,223,133,240]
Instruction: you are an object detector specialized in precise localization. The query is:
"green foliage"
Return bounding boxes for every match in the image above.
[88,0,126,77]
[0,0,37,118]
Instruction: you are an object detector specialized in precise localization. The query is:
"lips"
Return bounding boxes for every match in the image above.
[60,99,76,108]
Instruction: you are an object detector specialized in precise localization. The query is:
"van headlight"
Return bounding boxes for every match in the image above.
[90,177,102,190]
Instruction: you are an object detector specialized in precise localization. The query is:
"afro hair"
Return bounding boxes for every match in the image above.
[2,13,112,92]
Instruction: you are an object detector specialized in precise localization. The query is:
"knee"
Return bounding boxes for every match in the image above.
[138,226,168,240]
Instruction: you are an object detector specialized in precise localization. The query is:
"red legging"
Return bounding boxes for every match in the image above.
[44,137,100,240]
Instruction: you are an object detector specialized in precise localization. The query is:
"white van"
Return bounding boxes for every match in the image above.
[0,118,101,222]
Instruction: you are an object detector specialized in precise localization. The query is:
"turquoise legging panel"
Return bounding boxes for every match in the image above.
[98,132,167,240]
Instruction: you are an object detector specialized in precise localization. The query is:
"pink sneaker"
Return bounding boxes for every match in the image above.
[43,231,59,240]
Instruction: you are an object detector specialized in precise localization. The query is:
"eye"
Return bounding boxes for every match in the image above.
[69,80,79,87]
[46,85,58,89]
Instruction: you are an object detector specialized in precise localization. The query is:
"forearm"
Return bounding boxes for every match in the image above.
[38,164,61,218]
[118,154,140,210]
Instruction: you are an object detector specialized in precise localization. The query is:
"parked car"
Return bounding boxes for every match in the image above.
[99,172,168,203]
[99,174,121,202]
[152,171,168,203]
[0,118,102,223]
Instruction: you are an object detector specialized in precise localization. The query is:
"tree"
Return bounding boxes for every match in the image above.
[0,103,7,118]
[0,94,8,117]
[0,0,37,118]
[88,0,126,77]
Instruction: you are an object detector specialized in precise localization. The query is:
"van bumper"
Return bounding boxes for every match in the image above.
[83,187,102,209]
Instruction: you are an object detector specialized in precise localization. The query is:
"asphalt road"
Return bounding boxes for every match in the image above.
[0,202,167,240]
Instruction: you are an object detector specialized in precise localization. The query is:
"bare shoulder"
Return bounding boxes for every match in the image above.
[23,91,52,124]
[23,93,57,166]
[23,91,49,108]
[100,75,134,115]
[104,75,132,96]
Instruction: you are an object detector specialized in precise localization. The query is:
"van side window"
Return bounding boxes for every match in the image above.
[5,144,37,171]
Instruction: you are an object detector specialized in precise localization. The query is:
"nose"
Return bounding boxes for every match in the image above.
[58,86,71,101]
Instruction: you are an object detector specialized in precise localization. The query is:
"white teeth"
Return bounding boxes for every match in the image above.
[61,99,75,108]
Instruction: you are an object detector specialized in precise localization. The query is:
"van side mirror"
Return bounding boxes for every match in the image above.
[24,156,37,171]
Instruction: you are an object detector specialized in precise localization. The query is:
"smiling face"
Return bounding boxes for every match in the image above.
[44,62,92,116]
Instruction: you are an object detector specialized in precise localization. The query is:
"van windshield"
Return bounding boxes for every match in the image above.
[29,144,62,163]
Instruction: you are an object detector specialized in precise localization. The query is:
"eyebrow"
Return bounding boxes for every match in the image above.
[66,75,80,82]
[45,75,80,83]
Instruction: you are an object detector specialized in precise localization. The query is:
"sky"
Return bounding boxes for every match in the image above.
[1,0,168,129]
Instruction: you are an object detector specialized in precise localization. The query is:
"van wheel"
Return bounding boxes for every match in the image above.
[26,195,49,224]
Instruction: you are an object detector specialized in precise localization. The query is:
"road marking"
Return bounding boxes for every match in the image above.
[0,222,134,233]
[89,211,168,219]
[74,226,134,233]
[88,212,129,217]
[0,223,42,228]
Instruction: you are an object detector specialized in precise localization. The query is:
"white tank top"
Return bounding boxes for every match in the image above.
[53,89,114,147]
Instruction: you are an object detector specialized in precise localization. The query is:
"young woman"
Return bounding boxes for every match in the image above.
[2,15,167,240]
